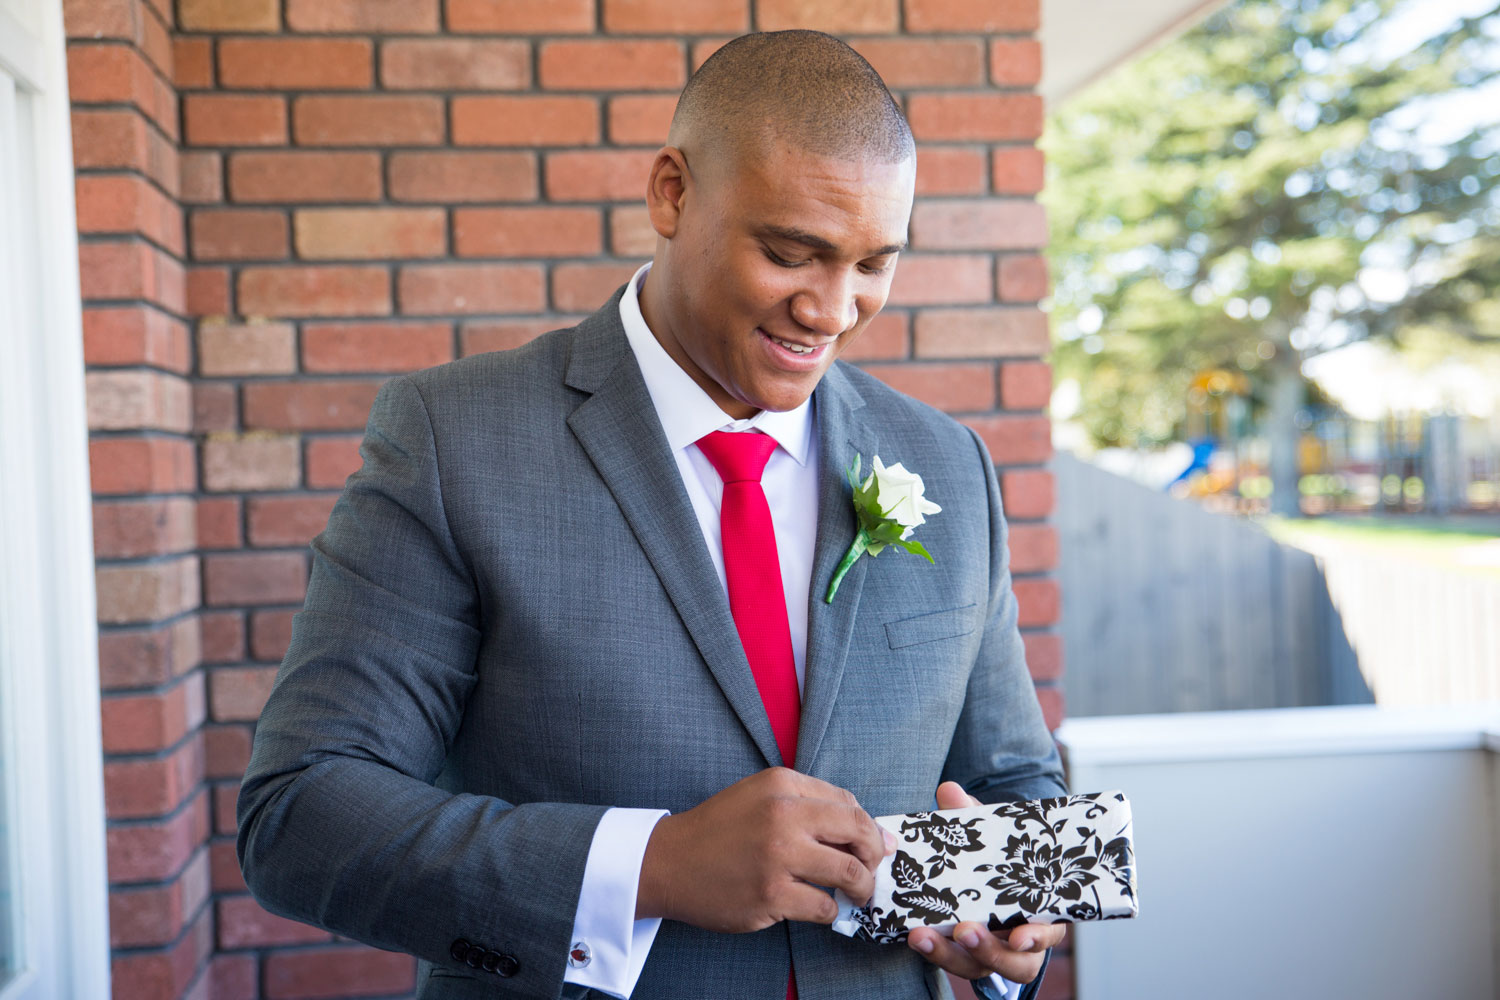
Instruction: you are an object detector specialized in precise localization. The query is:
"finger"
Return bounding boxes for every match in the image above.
[792,843,877,904]
[805,798,891,872]
[778,882,842,925]
[906,928,990,980]
[1008,921,1068,953]
[951,922,1045,983]
[935,781,980,810]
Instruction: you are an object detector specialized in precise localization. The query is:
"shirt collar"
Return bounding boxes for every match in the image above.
[619,261,813,465]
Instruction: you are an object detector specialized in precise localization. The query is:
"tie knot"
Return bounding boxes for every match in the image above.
[697,430,777,484]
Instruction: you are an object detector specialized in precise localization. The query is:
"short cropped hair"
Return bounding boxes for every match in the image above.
[668,30,915,165]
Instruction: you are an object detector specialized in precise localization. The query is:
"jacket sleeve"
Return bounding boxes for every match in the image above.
[236,374,609,997]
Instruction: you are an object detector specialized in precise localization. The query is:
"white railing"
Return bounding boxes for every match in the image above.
[1056,704,1500,1000]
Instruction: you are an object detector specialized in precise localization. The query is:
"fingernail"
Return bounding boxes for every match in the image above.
[914,936,935,954]
[958,930,979,949]
[1016,935,1033,951]
[882,829,897,853]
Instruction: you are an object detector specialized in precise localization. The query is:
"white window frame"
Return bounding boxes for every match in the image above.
[0,0,112,996]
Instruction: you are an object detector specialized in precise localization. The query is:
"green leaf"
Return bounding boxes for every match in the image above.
[897,538,936,564]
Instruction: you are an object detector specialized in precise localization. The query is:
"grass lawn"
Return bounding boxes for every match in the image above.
[1262,514,1500,578]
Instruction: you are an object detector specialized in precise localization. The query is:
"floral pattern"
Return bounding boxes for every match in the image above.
[832,791,1137,945]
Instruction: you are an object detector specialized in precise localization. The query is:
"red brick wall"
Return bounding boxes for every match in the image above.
[68,1,1061,997]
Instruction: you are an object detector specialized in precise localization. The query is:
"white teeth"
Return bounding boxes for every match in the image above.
[772,336,814,354]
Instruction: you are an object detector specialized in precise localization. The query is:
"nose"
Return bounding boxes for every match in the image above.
[789,269,858,337]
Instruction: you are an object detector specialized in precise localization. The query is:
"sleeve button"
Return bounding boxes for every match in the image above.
[496,953,520,978]
[465,947,483,969]
[481,951,500,973]
[449,939,471,963]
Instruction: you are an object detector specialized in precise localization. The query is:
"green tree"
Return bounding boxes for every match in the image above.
[1042,0,1500,514]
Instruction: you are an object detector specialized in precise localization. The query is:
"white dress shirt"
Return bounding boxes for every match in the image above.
[562,263,1020,1000]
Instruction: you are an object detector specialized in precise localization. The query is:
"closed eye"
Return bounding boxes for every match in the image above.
[763,246,808,268]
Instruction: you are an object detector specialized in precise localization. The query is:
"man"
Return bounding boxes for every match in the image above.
[238,30,1067,1000]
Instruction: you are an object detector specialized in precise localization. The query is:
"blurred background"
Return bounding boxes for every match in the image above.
[0,0,1496,998]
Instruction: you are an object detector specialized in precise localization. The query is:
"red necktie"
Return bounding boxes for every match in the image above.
[695,430,801,1000]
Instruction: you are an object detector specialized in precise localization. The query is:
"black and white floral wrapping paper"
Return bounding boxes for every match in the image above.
[832,791,1137,943]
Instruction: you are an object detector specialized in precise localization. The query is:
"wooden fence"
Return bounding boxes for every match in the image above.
[1054,453,1369,717]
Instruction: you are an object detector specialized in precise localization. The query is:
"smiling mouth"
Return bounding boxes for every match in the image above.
[761,330,830,356]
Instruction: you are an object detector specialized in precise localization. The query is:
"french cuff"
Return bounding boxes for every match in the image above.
[563,807,669,999]
[992,973,1023,1000]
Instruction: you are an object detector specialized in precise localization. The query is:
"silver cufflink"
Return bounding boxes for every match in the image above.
[568,940,592,969]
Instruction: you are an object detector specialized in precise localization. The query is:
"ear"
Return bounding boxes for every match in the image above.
[645,146,690,239]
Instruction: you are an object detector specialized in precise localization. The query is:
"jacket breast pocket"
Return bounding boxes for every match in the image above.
[884,604,978,650]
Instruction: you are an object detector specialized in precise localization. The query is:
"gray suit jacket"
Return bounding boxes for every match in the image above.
[237,288,1066,999]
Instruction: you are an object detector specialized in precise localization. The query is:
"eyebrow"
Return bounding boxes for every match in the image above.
[759,224,907,258]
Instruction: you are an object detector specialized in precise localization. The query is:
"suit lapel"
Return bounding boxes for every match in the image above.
[564,298,785,768]
[796,363,876,773]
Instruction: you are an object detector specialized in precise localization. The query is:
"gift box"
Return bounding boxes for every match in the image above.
[832,791,1137,943]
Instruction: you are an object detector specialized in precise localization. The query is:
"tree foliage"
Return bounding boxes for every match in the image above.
[1042,0,1500,449]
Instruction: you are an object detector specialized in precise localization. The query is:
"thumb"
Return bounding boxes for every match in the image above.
[935,781,980,810]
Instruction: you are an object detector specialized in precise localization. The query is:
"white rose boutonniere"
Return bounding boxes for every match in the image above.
[824,454,942,603]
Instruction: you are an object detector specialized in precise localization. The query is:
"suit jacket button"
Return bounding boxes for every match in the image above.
[496,953,519,978]
[465,947,484,969]
[481,951,500,973]
[450,939,471,963]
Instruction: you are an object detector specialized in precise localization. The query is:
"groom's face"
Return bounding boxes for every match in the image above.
[645,139,914,419]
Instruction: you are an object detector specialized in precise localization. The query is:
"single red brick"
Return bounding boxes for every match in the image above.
[863,362,995,412]
[758,0,897,32]
[886,255,991,306]
[389,151,537,203]
[173,37,214,89]
[106,788,209,884]
[110,865,206,949]
[294,208,447,260]
[610,205,658,257]
[841,311,909,361]
[915,147,988,196]
[202,434,302,492]
[398,263,546,315]
[200,610,248,664]
[210,840,249,894]
[246,496,339,549]
[962,413,1052,465]
[92,497,196,559]
[75,172,184,254]
[306,435,364,489]
[447,0,594,33]
[178,0,280,31]
[208,665,279,721]
[210,950,257,1000]
[85,369,192,432]
[78,241,185,308]
[302,321,454,373]
[203,551,308,606]
[229,151,384,203]
[195,382,239,432]
[185,266,230,317]
[237,266,391,318]
[911,199,1047,250]
[460,318,572,356]
[199,321,297,376]
[907,94,1043,142]
[451,95,599,147]
[1023,631,1062,682]
[381,38,529,90]
[90,437,196,495]
[217,895,331,949]
[286,0,439,32]
[453,207,602,258]
[191,209,289,262]
[261,944,416,1000]
[97,617,201,690]
[913,307,1049,358]
[198,496,244,550]
[213,781,239,835]
[997,253,1049,302]
[604,0,747,32]
[552,262,641,312]
[1000,468,1054,519]
[183,94,288,147]
[109,902,213,1000]
[1013,577,1059,628]
[204,724,254,779]
[99,673,205,755]
[96,557,201,625]
[250,609,298,661]
[293,95,444,147]
[71,108,148,171]
[103,734,204,820]
[218,38,373,90]
[990,38,1042,87]
[1034,683,1064,731]
[851,39,984,88]
[1007,522,1058,573]
[903,0,1038,31]
[180,151,224,204]
[64,0,135,37]
[1000,360,1051,410]
[545,149,657,202]
[242,380,383,432]
[539,40,686,91]
[83,305,189,371]
[607,95,677,145]
[991,146,1045,195]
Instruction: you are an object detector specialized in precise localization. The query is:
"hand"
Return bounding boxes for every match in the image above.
[636,767,896,933]
[906,782,1068,985]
